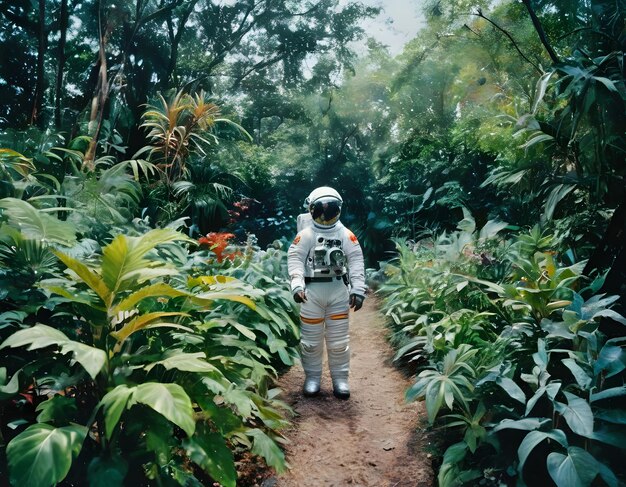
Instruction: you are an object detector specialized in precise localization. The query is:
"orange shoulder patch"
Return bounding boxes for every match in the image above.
[348,231,359,244]
[293,235,301,245]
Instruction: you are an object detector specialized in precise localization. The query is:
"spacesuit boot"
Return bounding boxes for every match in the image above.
[300,323,324,397]
[326,312,350,400]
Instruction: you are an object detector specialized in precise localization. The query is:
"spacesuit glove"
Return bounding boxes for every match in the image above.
[349,294,364,311]
[293,287,307,303]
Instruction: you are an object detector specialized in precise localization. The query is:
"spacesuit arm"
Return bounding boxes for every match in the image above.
[287,230,311,293]
[343,229,366,297]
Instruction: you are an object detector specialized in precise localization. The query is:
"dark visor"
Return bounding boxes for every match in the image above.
[311,198,341,223]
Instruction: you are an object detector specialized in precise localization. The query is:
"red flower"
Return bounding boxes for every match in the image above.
[198,232,236,262]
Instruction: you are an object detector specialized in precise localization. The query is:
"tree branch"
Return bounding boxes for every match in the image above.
[473,9,543,74]
[520,0,560,64]
[138,0,185,27]
[233,52,290,88]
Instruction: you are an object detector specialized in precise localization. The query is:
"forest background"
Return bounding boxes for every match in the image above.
[0,0,625,485]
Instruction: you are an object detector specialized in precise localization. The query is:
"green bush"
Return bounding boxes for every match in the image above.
[0,213,298,486]
[379,221,626,486]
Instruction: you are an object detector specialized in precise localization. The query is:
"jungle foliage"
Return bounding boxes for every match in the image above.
[379,215,626,486]
[1,0,625,485]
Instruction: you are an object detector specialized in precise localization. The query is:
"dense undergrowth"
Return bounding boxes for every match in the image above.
[378,213,626,487]
[0,205,298,486]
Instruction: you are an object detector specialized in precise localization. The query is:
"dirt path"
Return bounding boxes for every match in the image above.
[269,295,434,487]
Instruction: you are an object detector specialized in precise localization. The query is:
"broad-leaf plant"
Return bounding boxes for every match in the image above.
[380,214,626,487]
[0,204,298,486]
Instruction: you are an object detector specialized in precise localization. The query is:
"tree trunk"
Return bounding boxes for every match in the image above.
[83,17,109,171]
[54,0,69,128]
[30,0,46,126]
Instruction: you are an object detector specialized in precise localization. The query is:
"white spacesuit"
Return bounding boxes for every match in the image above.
[287,187,366,399]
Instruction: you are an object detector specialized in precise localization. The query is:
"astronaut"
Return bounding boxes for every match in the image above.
[287,186,366,399]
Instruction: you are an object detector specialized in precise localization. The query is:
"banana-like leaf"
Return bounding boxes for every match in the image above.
[111,311,190,342]
[532,71,555,114]
[193,291,256,310]
[520,132,554,151]
[0,198,77,246]
[1,324,106,379]
[130,382,195,437]
[144,351,221,373]
[7,423,87,487]
[113,282,190,313]
[52,250,112,306]
[478,219,509,241]
[101,229,192,293]
[544,184,576,221]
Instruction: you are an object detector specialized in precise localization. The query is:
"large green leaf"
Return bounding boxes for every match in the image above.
[145,351,221,374]
[247,428,287,473]
[36,395,78,424]
[0,198,77,247]
[594,345,625,379]
[495,377,526,403]
[543,184,576,221]
[0,324,106,379]
[223,387,255,419]
[547,447,600,487]
[183,424,236,487]
[553,392,593,436]
[492,417,550,432]
[111,311,189,342]
[561,359,592,390]
[99,385,135,440]
[101,229,188,293]
[590,385,626,403]
[131,382,195,437]
[594,408,626,425]
[113,282,189,313]
[7,423,87,487]
[518,430,568,473]
[52,250,111,305]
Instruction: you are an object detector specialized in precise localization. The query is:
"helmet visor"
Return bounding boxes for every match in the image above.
[310,197,342,226]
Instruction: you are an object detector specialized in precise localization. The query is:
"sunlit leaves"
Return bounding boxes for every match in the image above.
[131,383,196,437]
[0,324,107,379]
[0,198,77,247]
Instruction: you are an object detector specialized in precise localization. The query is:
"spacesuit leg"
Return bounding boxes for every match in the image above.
[299,285,326,396]
[325,281,351,399]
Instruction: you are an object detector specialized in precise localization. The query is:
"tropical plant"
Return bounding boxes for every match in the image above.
[138,90,251,185]
[0,227,293,486]
[380,221,626,486]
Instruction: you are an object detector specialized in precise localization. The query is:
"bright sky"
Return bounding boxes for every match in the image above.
[357,0,426,55]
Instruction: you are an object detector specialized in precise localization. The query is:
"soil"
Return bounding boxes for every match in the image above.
[261,295,435,487]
